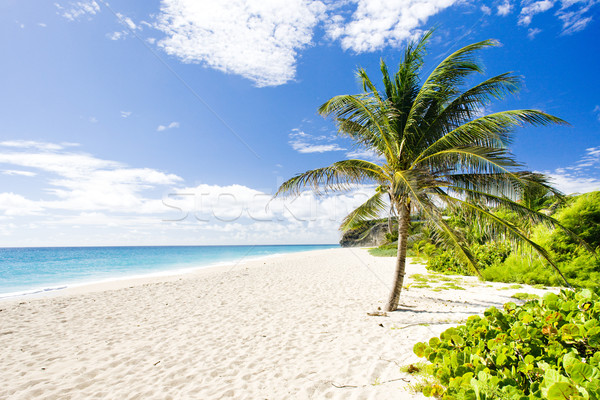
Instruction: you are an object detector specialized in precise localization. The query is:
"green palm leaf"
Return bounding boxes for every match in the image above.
[275,159,386,197]
[340,189,387,231]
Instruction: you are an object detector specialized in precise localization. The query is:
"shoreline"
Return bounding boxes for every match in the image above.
[0,245,338,301]
[0,248,554,399]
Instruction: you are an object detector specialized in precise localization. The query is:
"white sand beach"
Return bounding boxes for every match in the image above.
[0,248,552,399]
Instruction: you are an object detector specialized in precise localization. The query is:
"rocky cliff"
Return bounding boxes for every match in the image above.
[339,222,389,247]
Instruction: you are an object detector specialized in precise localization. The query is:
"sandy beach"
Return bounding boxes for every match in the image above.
[0,248,552,399]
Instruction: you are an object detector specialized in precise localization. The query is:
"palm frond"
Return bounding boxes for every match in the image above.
[442,172,524,200]
[336,118,387,156]
[414,110,567,166]
[406,188,481,276]
[423,73,522,141]
[274,159,387,197]
[441,194,573,288]
[357,67,383,103]
[340,189,387,231]
[404,39,498,140]
[446,183,593,253]
[319,94,396,159]
[417,146,522,176]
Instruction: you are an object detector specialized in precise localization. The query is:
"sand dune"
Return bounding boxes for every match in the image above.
[0,248,550,399]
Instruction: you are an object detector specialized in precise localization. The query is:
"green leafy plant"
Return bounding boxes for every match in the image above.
[413,289,600,399]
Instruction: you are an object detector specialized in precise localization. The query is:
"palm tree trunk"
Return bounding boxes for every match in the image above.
[385,202,410,311]
[387,196,395,235]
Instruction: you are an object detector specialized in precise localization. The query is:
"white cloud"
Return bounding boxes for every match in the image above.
[89,116,98,123]
[38,23,47,28]
[515,0,597,32]
[0,142,182,215]
[561,14,593,32]
[156,0,327,87]
[57,0,595,87]
[594,105,600,121]
[545,146,600,195]
[497,0,513,15]
[0,193,44,216]
[292,143,347,153]
[556,0,598,34]
[58,1,100,21]
[2,170,37,177]
[577,146,600,168]
[325,0,462,53]
[0,140,76,151]
[0,140,383,245]
[518,0,555,26]
[345,148,383,161]
[107,31,124,41]
[157,121,180,132]
[116,13,138,30]
[121,111,132,118]
[528,27,542,38]
[547,173,600,194]
[288,129,346,153]
[163,183,377,229]
[107,12,142,41]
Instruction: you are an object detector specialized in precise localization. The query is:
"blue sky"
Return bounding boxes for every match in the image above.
[0,0,598,246]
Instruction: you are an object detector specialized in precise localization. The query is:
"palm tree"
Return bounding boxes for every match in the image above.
[275,32,572,311]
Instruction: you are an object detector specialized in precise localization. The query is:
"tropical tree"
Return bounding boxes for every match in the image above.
[275,32,574,311]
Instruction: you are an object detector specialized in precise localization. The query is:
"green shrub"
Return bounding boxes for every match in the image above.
[427,242,512,275]
[369,242,398,257]
[481,253,561,286]
[385,230,399,243]
[413,289,600,399]
[552,191,600,251]
[414,240,439,258]
[482,251,600,289]
[472,241,512,268]
[427,250,467,275]
[561,253,600,289]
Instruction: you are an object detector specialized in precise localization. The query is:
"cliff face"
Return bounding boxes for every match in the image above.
[339,222,389,247]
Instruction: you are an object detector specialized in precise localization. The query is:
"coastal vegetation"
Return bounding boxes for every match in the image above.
[410,289,600,399]
[372,191,599,289]
[275,31,570,311]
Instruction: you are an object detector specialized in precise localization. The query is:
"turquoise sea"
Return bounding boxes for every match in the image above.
[0,245,338,298]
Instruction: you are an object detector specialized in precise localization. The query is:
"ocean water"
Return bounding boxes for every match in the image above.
[0,245,338,298]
